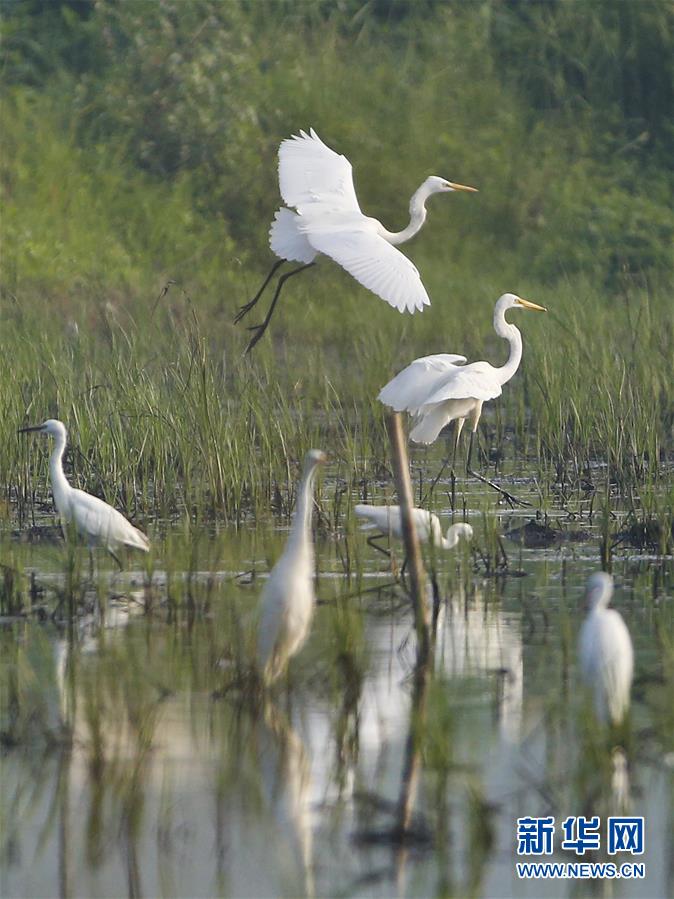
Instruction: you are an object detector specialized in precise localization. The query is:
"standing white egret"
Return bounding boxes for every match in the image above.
[235,128,477,352]
[355,504,473,554]
[378,293,546,505]
[18,419,150,568]
[257,449,327,684]
[578,572,634,726]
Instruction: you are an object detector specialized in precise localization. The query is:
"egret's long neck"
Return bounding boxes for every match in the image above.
[378,182,430,246]
[287,461,320,557]
[494,313,523,387]
[590,588,613,612]
[48,431,72,517]
[442,527,462,550]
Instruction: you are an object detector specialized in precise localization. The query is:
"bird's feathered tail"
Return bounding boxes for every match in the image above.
[269,208,316,264]
[408,405,451,444]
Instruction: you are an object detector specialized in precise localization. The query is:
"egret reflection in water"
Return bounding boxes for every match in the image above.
[1,556,672,899]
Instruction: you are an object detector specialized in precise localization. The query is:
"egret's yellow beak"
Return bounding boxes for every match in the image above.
[448,181,478,193]
[515,297,547,312]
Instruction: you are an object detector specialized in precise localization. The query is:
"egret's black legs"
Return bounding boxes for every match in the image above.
[424,455,450,504]
[367,533,392,558]
[466,432,530,508]
[109,550,124,571]
[245,262,316,354]
[423,422,462,505]
[234,259,285,324]
[366,533,407,582]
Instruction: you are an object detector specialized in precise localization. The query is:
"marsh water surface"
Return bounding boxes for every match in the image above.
[2,468,673,899]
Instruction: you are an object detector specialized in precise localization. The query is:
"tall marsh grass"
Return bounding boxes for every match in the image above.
[1,2,672,538]
[1,265,672,532]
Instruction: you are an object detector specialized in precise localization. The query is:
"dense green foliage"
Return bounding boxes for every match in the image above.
[1,0,673,525]
[3,0,673,279]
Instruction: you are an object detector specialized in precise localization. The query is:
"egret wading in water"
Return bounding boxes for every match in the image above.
[18,419,150,571]
[355,504,472,561]
[257,449,327,684]
[578,572,634,727]
[235,128,477,352]
[378,293,546,506]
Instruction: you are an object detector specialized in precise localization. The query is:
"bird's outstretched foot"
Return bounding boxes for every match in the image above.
[467,468,531,508]
[499,488,531,509]
[235,259,285,325]
[234,298,258,325]
[244,322,268,354]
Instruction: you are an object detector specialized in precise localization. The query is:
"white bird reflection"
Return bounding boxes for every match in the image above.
[434,584,523,742]
[256,702,315,898]
[355,583,523,767]
[53,595,146,729]
[610,747,631,815]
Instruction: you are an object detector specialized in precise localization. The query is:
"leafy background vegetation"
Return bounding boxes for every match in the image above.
[1,0,673,523]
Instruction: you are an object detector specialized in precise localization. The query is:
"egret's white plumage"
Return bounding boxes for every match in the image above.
[237,129,477,351]
[578,572,634,726]
[355,504,473,551]
[378,294,547,445]
[257,449,327,684]
[19,419,149,562]
[271,128,476,312]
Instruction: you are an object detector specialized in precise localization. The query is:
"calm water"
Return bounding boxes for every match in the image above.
[1,475,673,898]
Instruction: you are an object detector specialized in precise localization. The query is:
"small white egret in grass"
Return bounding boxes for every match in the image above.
[378,293,546,505]
[257,449,327,684]
[18,419,149,569]
[355,504,473,551]
[235,128,477,351]
[578,572,634,727]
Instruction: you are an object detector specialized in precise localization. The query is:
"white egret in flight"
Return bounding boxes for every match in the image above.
[257,449,327,684]
[378,293,546,505]
[18,419,150,569]
[578,572,634,726]
[235,128,477,352]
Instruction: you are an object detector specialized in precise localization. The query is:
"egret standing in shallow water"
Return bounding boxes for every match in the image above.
[257,449,327,684]
[378,293,546,505]
[19,419,150,569]
[235,128,477,352]
[578,572,634,727]
[355,504,473,554]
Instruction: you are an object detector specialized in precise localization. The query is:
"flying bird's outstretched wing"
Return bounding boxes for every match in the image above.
[305,228,431,313]
[278,129,432,313]
[278,129,361,214]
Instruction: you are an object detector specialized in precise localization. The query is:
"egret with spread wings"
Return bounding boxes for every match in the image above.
[235,129,477,352]
[378,293,546,505]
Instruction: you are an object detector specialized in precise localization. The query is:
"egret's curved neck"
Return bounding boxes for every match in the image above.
[48,431,72,516]
[442,526,463,550]
[378,182,431,246]
[494,310,523,387]
[590,587,613,612]
[288,460,320,556]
